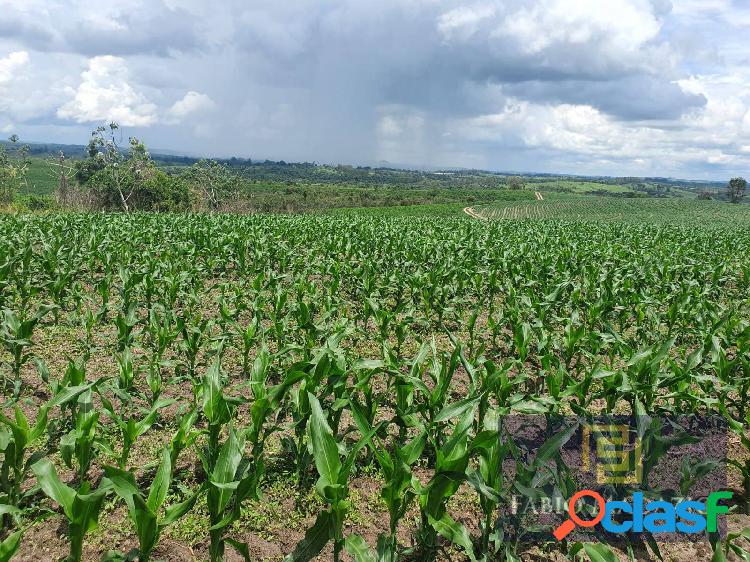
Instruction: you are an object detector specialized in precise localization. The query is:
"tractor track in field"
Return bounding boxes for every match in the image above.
[463,206,486,220]
[464,191,544,220]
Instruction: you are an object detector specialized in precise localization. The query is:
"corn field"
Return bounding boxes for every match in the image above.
[0,211,749,561]
[474,197,750,223]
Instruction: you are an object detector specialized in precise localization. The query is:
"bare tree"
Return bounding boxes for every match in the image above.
[185,160,239,210]
[0,135,30,204]
[47,151,75,207]
[728,177,747,204]
[93,124,133,212]
[84,123,154,212]
[506,176,525,190]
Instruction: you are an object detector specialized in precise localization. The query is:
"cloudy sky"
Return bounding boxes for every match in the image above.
[0,0,749,179]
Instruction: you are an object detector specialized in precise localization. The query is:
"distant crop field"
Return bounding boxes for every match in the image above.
[322,202,469,216]
[473,196,750,224]
[532,179,635,193]
[18,157,58,196]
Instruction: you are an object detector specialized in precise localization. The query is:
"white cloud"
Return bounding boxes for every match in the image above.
[57,56,158,126]
[166,91,214,123]
[437,4,498,41]
[433,0,672,78]
[0,51,40,119]
[496,0,661,56]
[0,51,30,110]
[671,0,731,15]
[449,90,750,175]
[0,51,29,86]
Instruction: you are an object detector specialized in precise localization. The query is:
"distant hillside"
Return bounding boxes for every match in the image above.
[0,140,88,158]
[5,140,734,198]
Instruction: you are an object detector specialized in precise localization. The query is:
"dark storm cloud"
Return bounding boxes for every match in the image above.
[2,0,750,178]
[225,0,691,124]
[0,1,206,57]
[504,77,707,121]
[0,16,56,50]
[65,6,206,57]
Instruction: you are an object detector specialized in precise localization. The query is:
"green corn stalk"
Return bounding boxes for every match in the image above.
[285,393,376,562]
[114,348,138,394]
[95,272,112,322]
[32,458,110,562]
[116,264,144,315]
[349,397,424,561]
[200,355,234,473]
[48,360,96,430]
[102,447,201,562]
[79,308,98,361]
[59,389,102,483]
[198,355,259,562]
[0,305,55,396]
[179,316,210,387]
[146,306,182,358]
[567,542,621,562]
[414,408,477,562]
[466,409,506,559]
[282,333,349,489]
[198,348,292,562]
[145,358,164,407]
[238,317,259,377]
[101,396,175,469]
[0,381,96,521]
[202,425,256,562]
[721,406,750,514]
[713,528,750,561]
[169,407,201,470]
[0,407,49,525]
[0,526,22,562]
[495,418,579,557]
[114,304,139,352]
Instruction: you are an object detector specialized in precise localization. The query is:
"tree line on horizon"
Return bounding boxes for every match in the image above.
[0,125,747,212]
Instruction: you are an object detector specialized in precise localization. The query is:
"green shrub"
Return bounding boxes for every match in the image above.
[14,194,55,211]
[137,171,192,211]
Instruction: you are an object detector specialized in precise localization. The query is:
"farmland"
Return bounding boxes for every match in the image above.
[4,0,750,559]
[9,149,719,214]
[0,199,749,562]
[471,196,750,224]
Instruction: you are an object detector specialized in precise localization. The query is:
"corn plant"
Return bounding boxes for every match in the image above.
[102,447,201,562]
[100,396,175,469]
[0,382,95,528]
[466,409,506,559]
[285,393,376,562]
[32,459,111,562]
[0,527,22,562]
[114,305,139,352]
[282,331,349,489]
[413,407,477,561]
[348,399,424,561]
[721,407,750,513]
[198,356,262,562]
[169,406,200,469]
[0,305,54,396]
[59,389,103,482]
